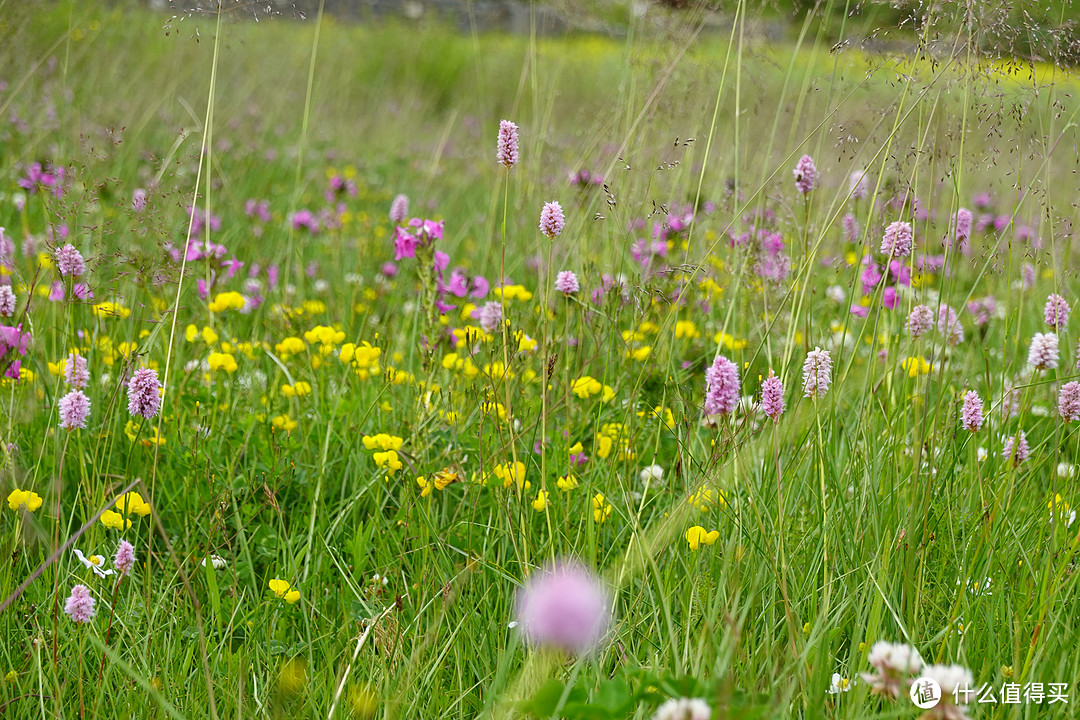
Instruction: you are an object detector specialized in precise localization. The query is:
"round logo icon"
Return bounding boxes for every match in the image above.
[910,677,942,709]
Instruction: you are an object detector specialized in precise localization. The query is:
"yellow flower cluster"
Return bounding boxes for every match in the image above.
[595,423,633,461]
[272,415,298,432]
[492,284,533,302]
[7,489,43,512]
[281,382,312,398]
[685,526,719,550]
[92,301,131,319]
[592,493,612,523]
[340,342,381,380]
[304,325,346,353]
[208,291,246,313]
[101,491,151,530]
[207,352,238,373]
[571,376,615,402]
[417,469,458,497]
[442,353,480,378]
[363,434,404,476]
[186,325,220,344]
[901,356,932,377]
[491,461,528,490]
[268,578,301,604]
[687,487,726,512]
[275,336,306,358]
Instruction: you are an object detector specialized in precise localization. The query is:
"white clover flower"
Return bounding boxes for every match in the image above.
[639,465,664,483]
[652,697,711,720]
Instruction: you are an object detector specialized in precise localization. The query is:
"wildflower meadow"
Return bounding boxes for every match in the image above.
[2,1,1080,718]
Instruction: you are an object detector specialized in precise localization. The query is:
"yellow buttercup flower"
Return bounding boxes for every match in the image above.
[7,489,43,512]
[685,526,720,550]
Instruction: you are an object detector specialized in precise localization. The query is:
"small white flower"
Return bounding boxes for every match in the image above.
[826,285,846,303]
[201,554,227,570]
[314,279,329,293]
[74,549,115,578]
[652,697,711,720]
[1056,462,1076,479]
[976,446,987,462]
[507,620,519,629]
[639,465,664,484]
[827,672,854,694]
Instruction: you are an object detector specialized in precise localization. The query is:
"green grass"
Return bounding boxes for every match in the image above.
[1,1,1080,718]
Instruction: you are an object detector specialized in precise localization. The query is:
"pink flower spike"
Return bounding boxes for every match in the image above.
[497,120,519,169]
[64,584,96,623]
[114,540,136,576]
[539,201,565,239]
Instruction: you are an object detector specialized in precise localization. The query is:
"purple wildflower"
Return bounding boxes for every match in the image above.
[389,194,409,223]
[539,201,565,239]
[842,213,859,243]
[1002,431,1029,466]
[1022,263,1035,290]
[127,367,162,419]
[514,561,610,655]
[880,220,913,258]
[703,355,740,416]
[793,155,816,194]
[802,347,832,399]
[63,584,96,623]
[555,271,580,295]
[56,244,85,277]
[474,302,503,333]
[58,389,91,430]
[0,285,14,317]
[1059,382,1080,423]
[849,170,869,200]
[1044,293,1070,329]
[114,540,136,576]
[938,305,964,346]
[954,208,973,248]
[1028,332,1059,370]
[961,391,983,432]
[65,352,89,389]
[760,374,785,421]
[497,120,519,169]
[132,188,147,211]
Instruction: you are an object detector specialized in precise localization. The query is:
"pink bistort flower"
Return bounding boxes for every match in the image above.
[127,367,162,419]
[497,120,519,169]
[514,560,610,655]
[802,347,833,399]
[906,305,934,339]
[1059,381,1080,423]
[880,220,913,259]
[58,389,90,430]
[760,373,785,421]
[1028,332,1059,370]
[1002,431,1029,466]
[65,352,89,389]
[703,355,740,416]
[389,194,409,223]
[1044,293,1070,329]
[539,201,565,239]
[793,155,816,194]
[64,584,96,623]
[961,391,983,432]
[114,540,136,576]
[554,271,579,295]
[0,285,14,317]
[55,243,85,277]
